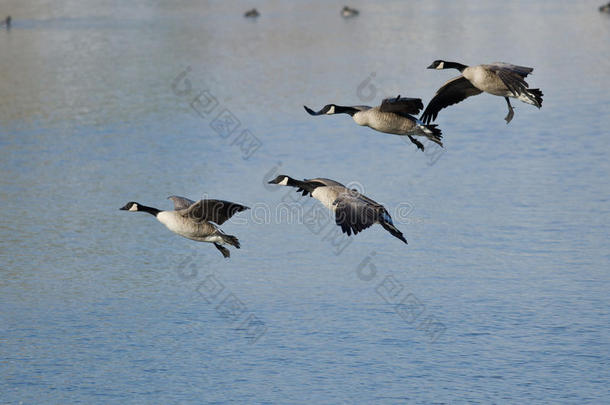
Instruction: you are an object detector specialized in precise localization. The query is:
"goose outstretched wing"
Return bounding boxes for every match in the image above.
[379,96,424,117]
[488,62,534,78]
[486,63,532,96]
[332,192,382,236]
[181,199,249,225]
[168,195,196,210]
[420,76,483,124]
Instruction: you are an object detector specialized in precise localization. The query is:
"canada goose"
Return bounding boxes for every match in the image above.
[268,175,407,244]
[120,196,249,258]
[2,16,10,28]
[304,95,442,151]
[341,6,359,18]
[421,60,543,124]
[244,8,259,18]
[600,2,610,12]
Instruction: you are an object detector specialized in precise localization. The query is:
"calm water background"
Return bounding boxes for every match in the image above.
[1,1,609,403]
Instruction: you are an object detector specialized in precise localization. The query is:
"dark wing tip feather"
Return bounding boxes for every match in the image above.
[187,199,249,225]
[380,220,408,244]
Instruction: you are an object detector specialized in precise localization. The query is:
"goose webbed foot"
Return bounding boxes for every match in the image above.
[408,135,425,151]
[214,243,231,258]
[504,97,515,124]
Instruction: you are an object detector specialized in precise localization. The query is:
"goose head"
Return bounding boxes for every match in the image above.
[268,175,292,186]
[304,104,337,116]
[120,201,140,212]
[427,60,447,70]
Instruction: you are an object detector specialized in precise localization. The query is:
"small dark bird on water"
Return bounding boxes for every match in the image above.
[244,8,260,18]
[341,6,359,18]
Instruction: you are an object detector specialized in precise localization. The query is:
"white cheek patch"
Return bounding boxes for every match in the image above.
[436,61,444,69]
[326,106,335,114]
[279,177,289,186]
[129,204,138,211]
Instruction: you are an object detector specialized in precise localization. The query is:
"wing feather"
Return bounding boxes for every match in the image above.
[168,195,196,210]
[180,199,249,225]
[379,96,424,116]
[495,69,530,96]
[488,62,534,78]
[333,192,382,236]
[420,76,483,124]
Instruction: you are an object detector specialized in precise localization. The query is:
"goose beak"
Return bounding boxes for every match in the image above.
[426,63,436,69]
[268,176,285,184]
[304,105,323,116]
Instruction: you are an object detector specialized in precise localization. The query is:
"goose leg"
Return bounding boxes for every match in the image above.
[504,97,515,124]
[407,135,425,151]
[214,243,230,258]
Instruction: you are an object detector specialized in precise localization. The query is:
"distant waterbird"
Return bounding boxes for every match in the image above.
[304,95,442,151]
[421,60,543,124]
[268,175,408,244]
[244,8,260,18]
[341,6,359,18]
[120,196,249,258]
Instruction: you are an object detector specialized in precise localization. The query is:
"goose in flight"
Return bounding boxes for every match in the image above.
[268,175,407,244]
[421,60,543,124]
[304,95,442,151]
[120,196,249,258]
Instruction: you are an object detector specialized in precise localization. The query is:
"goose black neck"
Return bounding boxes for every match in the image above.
[139,204,161,216]
[287,176,311,190]
[284,176,303,188]
[334,105,359,116]
[445,62,468,72]
[284,177,319,194]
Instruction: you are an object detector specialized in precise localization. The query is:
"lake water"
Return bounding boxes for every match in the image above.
[1,1,609,403]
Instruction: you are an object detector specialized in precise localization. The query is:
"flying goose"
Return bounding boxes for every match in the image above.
[600,2,610,13]
[120,196,249,258]
[421,60,543,124]
[304,95,442,151]
[268,175,408,244]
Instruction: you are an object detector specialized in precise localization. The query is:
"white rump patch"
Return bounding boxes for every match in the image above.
[518,93,537,106]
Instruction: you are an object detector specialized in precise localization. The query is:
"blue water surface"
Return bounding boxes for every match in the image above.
[1,1,609,403]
